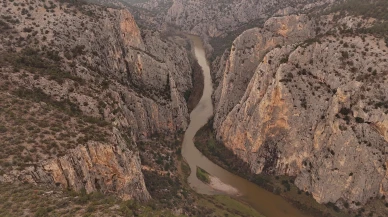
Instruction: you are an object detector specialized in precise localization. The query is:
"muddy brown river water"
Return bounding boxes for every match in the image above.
[181,35,309,217]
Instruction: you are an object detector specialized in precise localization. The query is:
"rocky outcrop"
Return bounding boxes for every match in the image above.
[39,141,149,201]
[2,129,150,201]
[213,13,388,207]
[213,14,329,132]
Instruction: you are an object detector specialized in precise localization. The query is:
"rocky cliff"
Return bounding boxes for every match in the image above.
[114,0,336,59]
[0,0,195,200]
[213,9,388,208]
[213,14,325,131]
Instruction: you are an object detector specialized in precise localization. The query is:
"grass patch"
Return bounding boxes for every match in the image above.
[196,167,210,184]
[181,160,191,179]
[197,195,264,217]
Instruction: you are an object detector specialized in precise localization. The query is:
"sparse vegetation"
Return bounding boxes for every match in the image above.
[328,0,388,39]
[0,183,178,217]
[328,0,388,21]
[2,48,84,85]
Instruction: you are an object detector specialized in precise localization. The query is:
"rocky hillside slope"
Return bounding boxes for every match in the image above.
[164,0,327,37]
[115,0,336,58]
[0,0,196,201]
[126,0,327,36]
[213,1,388,209]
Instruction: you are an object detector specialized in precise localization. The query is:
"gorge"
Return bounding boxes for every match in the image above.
[1,0,388,216]
[183,35,308,217]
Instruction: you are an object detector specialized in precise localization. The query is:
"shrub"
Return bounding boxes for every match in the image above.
[34,207,48,217]
[23,27,33,32]
[341,51,349,59]
[76,188,90,205]
[326,202,340,212]
[280,56,289,64]
[339,125,348,131]
[355,117,364,123]
[184,90,191,102]
[0,125,7,133]
[281,180,291,191]
[71,45,86,57]
[0,20,11,30]
[339,107,352,115]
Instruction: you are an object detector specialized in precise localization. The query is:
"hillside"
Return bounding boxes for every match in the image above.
[0,0,273,216]
[0,0,194,206]
[212,0,388,214]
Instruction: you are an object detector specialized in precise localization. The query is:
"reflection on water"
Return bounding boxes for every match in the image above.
[182,35,310,217]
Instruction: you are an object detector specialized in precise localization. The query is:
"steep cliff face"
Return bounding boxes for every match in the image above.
[0,0,194,200]
[2,130,150,201]
[213,12,388,206]
[213,14,327,131]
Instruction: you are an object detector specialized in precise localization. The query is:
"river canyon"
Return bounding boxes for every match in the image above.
[183,35,308,217]
[1,0,388,216]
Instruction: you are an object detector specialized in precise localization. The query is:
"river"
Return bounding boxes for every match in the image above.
[181,35,309,217]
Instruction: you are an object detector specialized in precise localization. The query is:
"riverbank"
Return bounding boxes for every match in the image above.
[209,176,239,195]
[194,120,354,217]
[178,157,264,217]
[186,52,204,112]
[196,166,239,195]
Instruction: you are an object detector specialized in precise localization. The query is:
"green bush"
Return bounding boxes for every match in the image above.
[196,167,210,184]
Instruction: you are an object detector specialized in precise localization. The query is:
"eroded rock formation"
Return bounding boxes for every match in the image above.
[213,13,388,207]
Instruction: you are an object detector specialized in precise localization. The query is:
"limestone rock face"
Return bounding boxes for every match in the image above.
[3,129,150,201]
[214,13,388,206]
[42,142,149,201]
[213,14,324,132]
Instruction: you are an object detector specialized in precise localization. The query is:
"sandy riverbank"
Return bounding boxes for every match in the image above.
[209,176,239,195]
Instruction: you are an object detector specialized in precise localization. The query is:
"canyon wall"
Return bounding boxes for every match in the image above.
[213,13,388,207]
[0,0,195,200]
